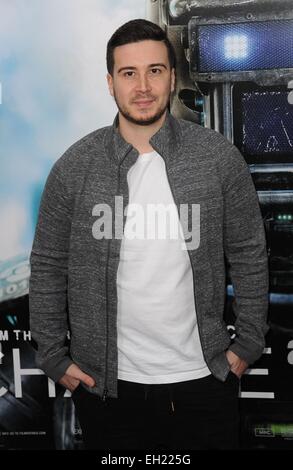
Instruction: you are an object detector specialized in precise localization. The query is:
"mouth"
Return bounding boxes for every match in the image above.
[133,99,155,108]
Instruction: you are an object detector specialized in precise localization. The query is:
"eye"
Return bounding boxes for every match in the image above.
[124,71,135,77]
[150,68,161,74]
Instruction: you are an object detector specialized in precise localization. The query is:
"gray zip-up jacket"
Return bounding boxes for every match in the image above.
[29,111,269,398]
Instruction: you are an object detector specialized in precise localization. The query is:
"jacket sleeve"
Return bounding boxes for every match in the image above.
[29,160,74,382]
[220,142,269,365]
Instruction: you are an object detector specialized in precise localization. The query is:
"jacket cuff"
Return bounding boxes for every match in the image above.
[228,338,264,366]
[41,356,74,383]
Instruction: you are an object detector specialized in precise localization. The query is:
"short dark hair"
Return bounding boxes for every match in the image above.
[106,19,176,75]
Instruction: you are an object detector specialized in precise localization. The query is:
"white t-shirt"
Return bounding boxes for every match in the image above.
[117,150,210,383]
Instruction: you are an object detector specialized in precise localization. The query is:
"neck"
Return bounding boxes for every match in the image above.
[118,111,166,155]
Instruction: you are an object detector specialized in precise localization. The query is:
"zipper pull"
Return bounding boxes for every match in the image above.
[171,400,175,413]
[102,388,108,401]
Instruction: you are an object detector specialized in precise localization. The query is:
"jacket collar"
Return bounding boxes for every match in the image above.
[150,109,182,161]
[106,109,182,166]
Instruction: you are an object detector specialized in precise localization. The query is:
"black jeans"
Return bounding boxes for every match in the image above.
[72,372,240,450]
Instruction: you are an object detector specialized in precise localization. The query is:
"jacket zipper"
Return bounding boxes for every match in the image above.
[155,150,208,366]
[102,162,123,401]
[102,238,110,402]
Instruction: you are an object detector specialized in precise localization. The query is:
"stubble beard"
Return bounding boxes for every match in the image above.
[113,91,170,126]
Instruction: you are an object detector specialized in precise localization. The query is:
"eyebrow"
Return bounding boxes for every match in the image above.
[117,63,168,73]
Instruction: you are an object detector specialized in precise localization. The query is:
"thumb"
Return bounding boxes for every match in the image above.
[66,363,95,387]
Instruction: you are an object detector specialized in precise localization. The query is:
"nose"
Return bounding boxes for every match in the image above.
[136,73,151,93]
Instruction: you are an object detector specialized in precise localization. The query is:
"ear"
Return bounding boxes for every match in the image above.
[171,68,176,93]
[107,73,114,97]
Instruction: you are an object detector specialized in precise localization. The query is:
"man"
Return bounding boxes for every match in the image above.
[29,19,269,450]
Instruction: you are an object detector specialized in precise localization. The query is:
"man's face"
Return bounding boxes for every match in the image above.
[107,40,175,126]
